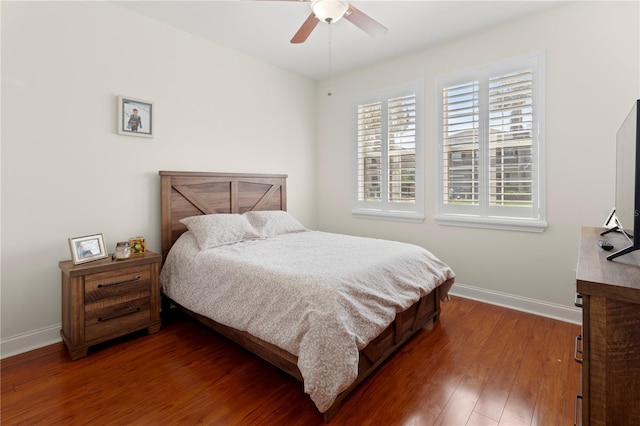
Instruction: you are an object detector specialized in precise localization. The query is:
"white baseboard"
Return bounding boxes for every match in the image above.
[1,323,62,359]
[449,283,582,325]
[0,284,582,359]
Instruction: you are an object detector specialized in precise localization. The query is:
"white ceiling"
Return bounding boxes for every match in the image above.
[115,0,564,81]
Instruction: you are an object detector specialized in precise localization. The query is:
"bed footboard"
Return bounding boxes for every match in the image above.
[322,284,445,422]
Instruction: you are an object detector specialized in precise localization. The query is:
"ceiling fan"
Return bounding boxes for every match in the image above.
[265,0,388,44]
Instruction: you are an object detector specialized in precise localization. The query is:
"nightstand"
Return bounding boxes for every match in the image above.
[59,251,162,360]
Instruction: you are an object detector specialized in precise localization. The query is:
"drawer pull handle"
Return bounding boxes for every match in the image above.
[574,293,583,308]
[574,394,582,426]
[574,334,583,364]
[98,276,142,288]
[98,307,141,322]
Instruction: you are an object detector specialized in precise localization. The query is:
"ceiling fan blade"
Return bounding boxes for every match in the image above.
[291,13,319,44]
[344,4,388,37]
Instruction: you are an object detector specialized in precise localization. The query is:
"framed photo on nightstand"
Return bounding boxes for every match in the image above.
[68,234,108,265]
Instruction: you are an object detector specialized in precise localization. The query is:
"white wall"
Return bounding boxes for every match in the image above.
[315,1,640,321]
[1,1,317,357]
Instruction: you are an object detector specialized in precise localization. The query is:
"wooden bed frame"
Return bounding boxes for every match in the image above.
[159,171,452,422]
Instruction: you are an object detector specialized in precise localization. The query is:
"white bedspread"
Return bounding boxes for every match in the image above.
[160,230,455,413]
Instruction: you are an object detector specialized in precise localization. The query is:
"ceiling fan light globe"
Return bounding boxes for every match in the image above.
[311,0,348,24]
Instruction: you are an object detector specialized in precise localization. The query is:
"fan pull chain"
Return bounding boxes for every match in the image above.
[327,23,333,96]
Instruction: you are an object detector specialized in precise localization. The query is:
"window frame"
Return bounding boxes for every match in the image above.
[435,51,547,232]
[352,81,425,223]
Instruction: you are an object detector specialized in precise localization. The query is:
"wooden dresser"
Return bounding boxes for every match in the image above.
[575,227,640,426]
[59,251,162,360]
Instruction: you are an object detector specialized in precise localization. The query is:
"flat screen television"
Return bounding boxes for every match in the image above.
[608,99,640,261]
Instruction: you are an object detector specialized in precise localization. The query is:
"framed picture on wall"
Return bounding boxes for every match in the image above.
[117,95,153,138]
[68,234,108,265]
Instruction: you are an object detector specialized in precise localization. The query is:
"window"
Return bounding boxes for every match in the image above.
[353,82,424,222]
[436,52,547,232]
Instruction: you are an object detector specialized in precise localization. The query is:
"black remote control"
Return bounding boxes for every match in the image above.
[598,240,614,251]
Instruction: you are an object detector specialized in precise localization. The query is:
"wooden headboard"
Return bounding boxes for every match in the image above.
[159,171,287,260]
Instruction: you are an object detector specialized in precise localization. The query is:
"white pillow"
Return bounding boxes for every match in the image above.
[243,210,307,237]
[180,214,262,250]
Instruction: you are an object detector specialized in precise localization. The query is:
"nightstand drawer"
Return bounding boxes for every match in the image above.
[84,265,151,302]
[85,297,151,343]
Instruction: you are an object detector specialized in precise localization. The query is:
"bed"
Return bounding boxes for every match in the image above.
[159,171,455,422]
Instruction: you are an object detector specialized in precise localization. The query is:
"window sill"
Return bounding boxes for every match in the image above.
[434,214,547,232]
[352,209,425,223]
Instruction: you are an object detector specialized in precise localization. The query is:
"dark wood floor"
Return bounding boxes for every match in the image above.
[1,297,581,425]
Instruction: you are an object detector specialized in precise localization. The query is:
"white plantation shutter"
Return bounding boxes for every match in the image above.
[388,94,417,203]
[442,81,480,205]
[357,102,382,201]
[437,52,546,232]
[488,71,533,207]
[354,82,424,222]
